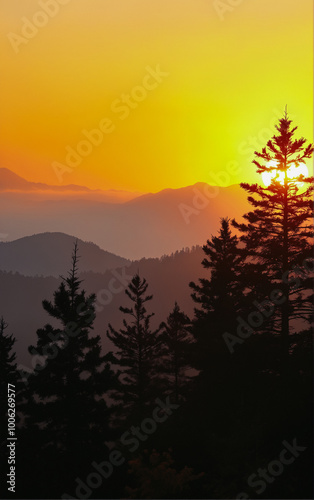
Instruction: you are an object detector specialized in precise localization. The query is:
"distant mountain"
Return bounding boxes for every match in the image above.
[0,168,141,202]
[0,167,93,192]
[0,180,249,259]
[0,233,130,277]
[0,246,204,367]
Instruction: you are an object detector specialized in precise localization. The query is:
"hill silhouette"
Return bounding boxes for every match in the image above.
[0,232,129,277]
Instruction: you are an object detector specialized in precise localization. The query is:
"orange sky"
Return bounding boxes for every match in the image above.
[0,0,313,192]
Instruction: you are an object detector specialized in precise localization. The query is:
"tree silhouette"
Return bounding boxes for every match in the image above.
[107,274,162,420]
[21,243,115,497]
[232,110,314,371]
[160,303,192,403]
[190,218,245,371]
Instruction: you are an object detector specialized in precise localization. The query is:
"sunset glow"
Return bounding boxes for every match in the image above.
[262,161,309,187]
[0,0,313,192]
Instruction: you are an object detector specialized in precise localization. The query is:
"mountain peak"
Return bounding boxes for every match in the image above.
[0,232,130,277]
[0,167,93,192]
[0,167,30,188]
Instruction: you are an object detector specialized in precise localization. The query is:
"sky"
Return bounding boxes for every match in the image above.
[0,0,313,193]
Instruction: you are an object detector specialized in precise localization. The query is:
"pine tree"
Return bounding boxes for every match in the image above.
[160,303,192,402]
[21,243,115,496]
[189,217,245,372]
[232,110,314,369]
[107,274,162,420]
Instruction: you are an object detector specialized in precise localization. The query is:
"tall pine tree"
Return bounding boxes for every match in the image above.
[107,274,162,421]
[190,217,245,372]
[232,110,314,370]
[20,243,115,497]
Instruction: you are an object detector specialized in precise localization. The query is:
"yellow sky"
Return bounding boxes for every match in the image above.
[0,0,312,192]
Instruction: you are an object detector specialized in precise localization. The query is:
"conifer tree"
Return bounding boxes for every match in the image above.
[189,217,245,373]
[232,110,314,368]
[160,303,192,402]
[21,243,115,496]
[107,274,162,419]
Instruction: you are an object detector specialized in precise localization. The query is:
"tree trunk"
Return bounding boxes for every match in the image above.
[281,163,290,373]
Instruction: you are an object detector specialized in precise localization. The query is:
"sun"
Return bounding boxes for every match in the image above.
[262,161,309,187]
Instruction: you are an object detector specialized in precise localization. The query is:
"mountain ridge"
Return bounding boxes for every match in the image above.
[0,168,142,201]
[0,170,249,259]
[0,232,130,277]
